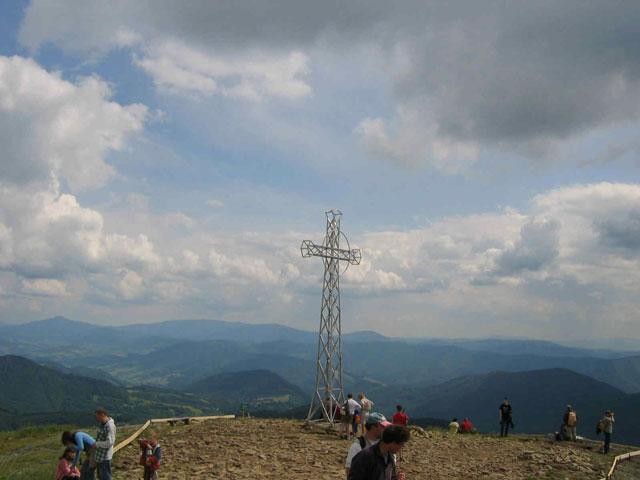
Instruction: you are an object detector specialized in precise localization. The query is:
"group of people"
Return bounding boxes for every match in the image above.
[447,417,475,434]
[56,408,161,480]
[556,405,616,454]
[339,392,409,440]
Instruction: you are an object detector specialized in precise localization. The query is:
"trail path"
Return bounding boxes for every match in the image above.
[113,418,627,479]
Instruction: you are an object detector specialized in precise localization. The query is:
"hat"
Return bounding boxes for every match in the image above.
[366,412,392,427]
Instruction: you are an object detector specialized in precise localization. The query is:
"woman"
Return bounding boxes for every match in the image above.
[61,430,96,480]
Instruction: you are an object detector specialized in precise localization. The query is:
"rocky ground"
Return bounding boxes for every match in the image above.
[112,418,632,479]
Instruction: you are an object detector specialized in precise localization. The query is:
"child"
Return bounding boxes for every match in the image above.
[56,447,81,480]
[139,432,162,480]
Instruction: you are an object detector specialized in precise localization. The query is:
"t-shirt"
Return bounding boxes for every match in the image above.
[448,421,459,434]
[345,436,378,468]
[392,412,409,426]
[346,398,361,415]
[499,403,512,420]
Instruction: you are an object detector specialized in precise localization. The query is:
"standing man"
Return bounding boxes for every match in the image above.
[342,393,361,439]
[358,393,374,433]
[348,425,410,480]
[345,412,391,478]
[563,405,578,441]
[498,397,513,437]
[601,411,615,454]
[93,408,116,480]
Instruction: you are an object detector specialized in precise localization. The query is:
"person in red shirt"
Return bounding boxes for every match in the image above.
[460,418,474,433]
[392,405,409,426]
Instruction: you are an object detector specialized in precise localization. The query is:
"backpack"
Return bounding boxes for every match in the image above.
[596,419,604,435]
[567,411,577,427]
[358,436,367,449]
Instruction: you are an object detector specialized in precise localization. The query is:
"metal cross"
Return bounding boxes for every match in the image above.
[301,209,361,423]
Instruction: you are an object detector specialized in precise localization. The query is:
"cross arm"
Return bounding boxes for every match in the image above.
[301,240,361,265]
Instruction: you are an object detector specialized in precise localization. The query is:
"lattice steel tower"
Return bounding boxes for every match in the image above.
[301,210,361,423]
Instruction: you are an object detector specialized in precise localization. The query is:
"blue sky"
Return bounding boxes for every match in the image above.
[1,1,640,340]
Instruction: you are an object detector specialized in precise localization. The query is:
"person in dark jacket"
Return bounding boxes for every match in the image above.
[348,425,410,480]
[498,398,513,437]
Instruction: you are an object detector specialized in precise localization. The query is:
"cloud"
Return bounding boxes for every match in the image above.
[135,40,311,100]
[0,55,147,190]
[492,218,560,277]
[18,1,640,170]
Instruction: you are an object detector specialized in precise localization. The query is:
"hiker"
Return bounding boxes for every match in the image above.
[563,405,578,441]
[342,394,361,439]
[600,411,615,454]
[61,430,96,480]
[345,412,391,478]
[358,393,374,432]
[56,447,81,480]
[348,424,410,480]
[93,408,117,480]
[460,418,474,433]
[498,397,513,437]
[139,431,162,480]
[392,405,409,426]
[448,418,459,434]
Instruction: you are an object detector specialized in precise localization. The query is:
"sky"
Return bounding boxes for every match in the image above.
[1,1,640,340]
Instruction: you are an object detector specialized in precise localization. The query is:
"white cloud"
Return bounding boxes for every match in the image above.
[0,55,147,190]
[135,40,311,100]
[21,278,67,296]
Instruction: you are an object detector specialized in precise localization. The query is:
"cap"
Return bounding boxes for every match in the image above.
[366,412,392,427]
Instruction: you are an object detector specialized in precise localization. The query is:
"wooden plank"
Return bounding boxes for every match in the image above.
[150,414,235,424]
[113,419,151,454]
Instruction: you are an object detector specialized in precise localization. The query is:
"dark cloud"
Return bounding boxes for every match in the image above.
[20,1,640,153]
[494,218,559,276]
[596,210,640,253]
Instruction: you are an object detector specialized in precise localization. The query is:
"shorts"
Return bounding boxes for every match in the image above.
[341,413,353,424]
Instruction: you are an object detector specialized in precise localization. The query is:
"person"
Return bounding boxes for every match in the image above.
[563,405,578,441]
[358,393,375,433]
[348,425,410,480]
[601,411,615,454]
[448,418,459,434]
[56,447,81,480]
[392,405,409,426]
[460,418,474,433]
[139,431,162,480]
[345,412,391,478]
[93,408,116,480]
[61,430,96,480]
[498,398,513,437]
[342,394,361,439]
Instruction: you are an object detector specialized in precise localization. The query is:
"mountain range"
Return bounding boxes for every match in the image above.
[1,317,639,443]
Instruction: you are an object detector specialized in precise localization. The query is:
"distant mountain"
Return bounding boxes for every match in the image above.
[407,368,639,443]
[344,341,640,393]
[5,317,640,396]
[0,355,218,430]
[117,319,316,344]
[188,369,306,411]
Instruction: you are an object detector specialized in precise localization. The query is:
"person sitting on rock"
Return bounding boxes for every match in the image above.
[348,425,410,480]
[460,418,474,433]
[345,412,391,479]
[448,418,460,434]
